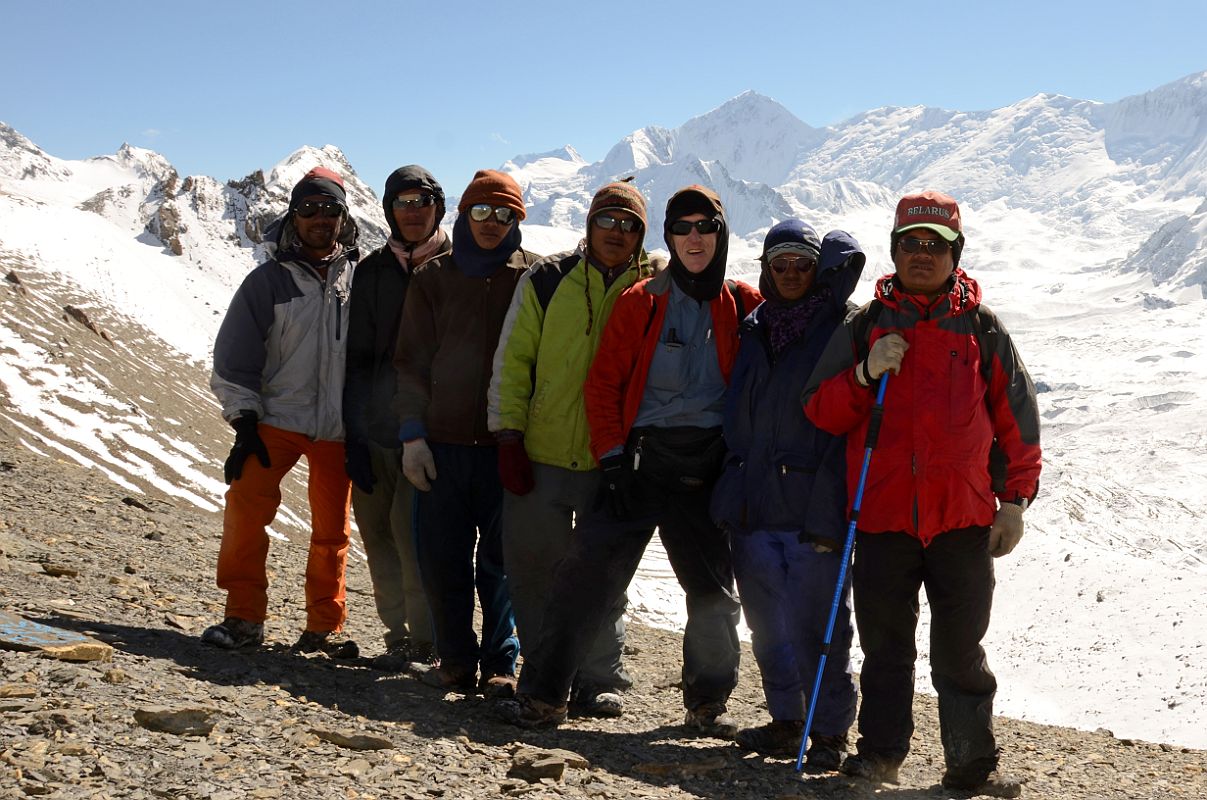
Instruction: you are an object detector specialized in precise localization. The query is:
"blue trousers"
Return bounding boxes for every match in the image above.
[732,529,857,735]
[415,442,519,677]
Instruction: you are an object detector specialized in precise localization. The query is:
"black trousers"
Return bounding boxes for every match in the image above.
[517,476,741,711]
[852,527,998,771]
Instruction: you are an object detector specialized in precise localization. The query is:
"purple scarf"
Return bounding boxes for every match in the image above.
[762,287,831,357]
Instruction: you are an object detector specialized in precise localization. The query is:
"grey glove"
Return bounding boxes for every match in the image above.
[989,502,1024,557]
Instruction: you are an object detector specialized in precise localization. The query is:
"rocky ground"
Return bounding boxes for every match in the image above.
[1,426,1204,800]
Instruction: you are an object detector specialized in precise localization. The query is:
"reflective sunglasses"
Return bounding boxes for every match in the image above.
[899,236,951,255]
[392,194,437,210]
[468,204,515,224]
[668,218,722,236]
[769,256,817,275]
[594,214,641,234]
[294,200,344,219]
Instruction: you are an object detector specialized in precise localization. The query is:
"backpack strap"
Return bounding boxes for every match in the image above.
[724,278,746,322]
[528,252,581,312]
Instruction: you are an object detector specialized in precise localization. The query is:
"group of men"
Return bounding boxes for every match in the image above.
[202,163,1040,798]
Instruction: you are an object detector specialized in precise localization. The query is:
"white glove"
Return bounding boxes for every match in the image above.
[402,438,437,491]
[988,502,1024,557]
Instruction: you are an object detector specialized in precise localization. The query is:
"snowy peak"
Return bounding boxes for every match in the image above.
[0,122,71,182]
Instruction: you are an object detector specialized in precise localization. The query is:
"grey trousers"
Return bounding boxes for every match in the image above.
[503,463,630,690]
[351,442,433,649]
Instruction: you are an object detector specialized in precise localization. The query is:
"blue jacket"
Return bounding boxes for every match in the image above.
[709,231,865,540]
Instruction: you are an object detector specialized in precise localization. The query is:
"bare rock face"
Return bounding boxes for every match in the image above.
[133,706,216,736]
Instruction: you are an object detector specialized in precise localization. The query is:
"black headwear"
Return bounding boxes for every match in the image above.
[383,165,445,243]
[662,185,728,302]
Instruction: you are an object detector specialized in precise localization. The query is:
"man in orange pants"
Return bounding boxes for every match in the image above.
[203,167,360,658]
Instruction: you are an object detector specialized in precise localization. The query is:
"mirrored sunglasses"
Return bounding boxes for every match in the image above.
[392,194,437,210]
[769,256,817,274]
[468,204,515,225]
[295,200,344,219]
[668,218,721,236]
[899,236,951,255]
[594,214,641,233]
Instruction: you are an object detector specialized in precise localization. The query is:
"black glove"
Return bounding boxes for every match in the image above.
[344,439,375,494]
[224,411,271,484]
[594,452,633,521]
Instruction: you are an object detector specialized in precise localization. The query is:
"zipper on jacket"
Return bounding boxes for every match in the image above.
[633,435,644,471]
[779,464,816,476]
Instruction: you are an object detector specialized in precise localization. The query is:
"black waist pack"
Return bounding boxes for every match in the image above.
[630,426,726,493]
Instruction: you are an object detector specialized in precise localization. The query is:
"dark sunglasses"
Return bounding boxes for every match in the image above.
[594,214,641,234]
[769,256,817,275]
[668,218,721,236]
[899,236,951,255]
[294,200,344,219]
[392,194,437,210]
[468,204,515,224]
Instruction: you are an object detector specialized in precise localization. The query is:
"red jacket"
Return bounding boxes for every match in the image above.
[803,270,1041,543]
[584,270,762,462]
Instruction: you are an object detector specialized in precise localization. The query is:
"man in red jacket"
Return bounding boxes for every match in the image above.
[803,191,1040,798]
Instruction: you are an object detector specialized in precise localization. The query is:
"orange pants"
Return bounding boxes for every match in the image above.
[217,423,352,632]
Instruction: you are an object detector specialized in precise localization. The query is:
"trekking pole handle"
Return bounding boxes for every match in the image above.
[863,373,889,450]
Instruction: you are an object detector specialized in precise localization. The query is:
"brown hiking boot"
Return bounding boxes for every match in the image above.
[942,767,1024,798]
[290,630,359,659]
[479,672,517,699]
[416,662,476,693]
[840,751,901,784]
[496,694,569,728]
[684,702,739,740]
[735,719,804,757]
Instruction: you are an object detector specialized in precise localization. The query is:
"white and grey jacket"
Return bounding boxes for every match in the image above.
[210,243,357,442]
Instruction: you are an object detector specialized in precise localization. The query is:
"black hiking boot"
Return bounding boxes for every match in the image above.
[290,630,359,659]
[735,720,804,757]
[200,617,264,650]
[805,732,849,772]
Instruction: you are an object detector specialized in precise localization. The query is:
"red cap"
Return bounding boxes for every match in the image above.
[893,190,961,241]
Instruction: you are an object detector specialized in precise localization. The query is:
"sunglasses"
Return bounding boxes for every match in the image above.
[295,200,344,219]
[392,194,437,210]
[468,204,515,225]
[668,218,721,236]
[594,214,641,234]
[899,237,951,255]
[769,256,817,275]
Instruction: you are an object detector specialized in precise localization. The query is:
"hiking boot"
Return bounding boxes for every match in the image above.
[200,617,263,650]
[569,684,624,718]
[371,639,414,672]
[735,719,804,757]
[291,630,359,659]
[416,662,477,693]
[497,694,569,729]
[805,732,848,772]
[409,640,439,666]
[683,702,739,740]
[479,672,518,699]
[840,752,901,785]
[942,767,1024,798]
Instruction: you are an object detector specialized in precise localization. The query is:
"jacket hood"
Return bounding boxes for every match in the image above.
[757,229,864,311]
[382,165,445,243]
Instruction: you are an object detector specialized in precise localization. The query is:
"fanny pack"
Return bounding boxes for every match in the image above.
[629,425,726,493]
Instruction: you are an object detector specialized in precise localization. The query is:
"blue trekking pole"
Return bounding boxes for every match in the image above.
[795,372,889,772]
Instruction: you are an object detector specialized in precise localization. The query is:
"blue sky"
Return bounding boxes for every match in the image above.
[4,1,1206,194]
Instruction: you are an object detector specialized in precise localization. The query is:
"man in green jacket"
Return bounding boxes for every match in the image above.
[488,179,656,716]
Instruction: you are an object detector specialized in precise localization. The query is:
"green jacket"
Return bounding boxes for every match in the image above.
[488,246,656,470]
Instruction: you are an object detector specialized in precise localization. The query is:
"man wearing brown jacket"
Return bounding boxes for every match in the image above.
[393,169,540,697]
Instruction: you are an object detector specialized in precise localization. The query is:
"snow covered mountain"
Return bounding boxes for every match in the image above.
[1,71,1206,751]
